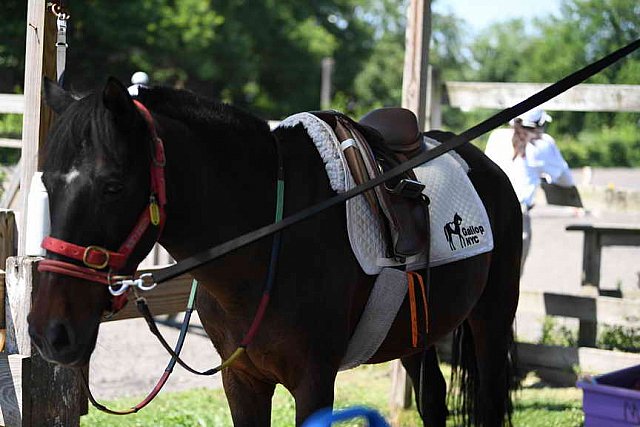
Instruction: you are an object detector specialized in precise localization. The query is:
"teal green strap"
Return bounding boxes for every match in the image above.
[275,180,285,221]
[187,278,198,309]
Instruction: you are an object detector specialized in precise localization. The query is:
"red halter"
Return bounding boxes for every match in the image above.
[38,100,167,313]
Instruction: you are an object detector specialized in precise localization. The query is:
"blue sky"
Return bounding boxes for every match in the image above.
[432,0,562,33]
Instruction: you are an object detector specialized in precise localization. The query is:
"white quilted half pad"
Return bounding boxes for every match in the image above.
[348,136,494,273]
[278,112,347,192]
[276,115,493,273]
[339,267,407,371]
[417,138,494,267]
[277,113,386,274]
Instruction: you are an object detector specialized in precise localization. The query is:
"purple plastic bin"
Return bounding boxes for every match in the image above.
[577,364,640,426]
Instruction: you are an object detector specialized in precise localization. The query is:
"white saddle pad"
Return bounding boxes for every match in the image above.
[278,113,494,274]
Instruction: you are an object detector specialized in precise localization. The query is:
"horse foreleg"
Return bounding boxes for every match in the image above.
[401,347,448,427]
[222,368,276,427]
[291,365,338,426]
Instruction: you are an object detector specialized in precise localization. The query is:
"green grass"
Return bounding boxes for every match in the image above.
[81,364,583,426]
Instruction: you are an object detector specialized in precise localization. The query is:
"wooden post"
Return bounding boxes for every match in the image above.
[3,258,86,426]
[424,65,441,130]
[391,0,432,415]
[18,0,57,255]
[0,210,17,354]
[401,0,432,130]
[320,57,335,110]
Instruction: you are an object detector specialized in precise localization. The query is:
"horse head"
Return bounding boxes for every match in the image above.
[454,212,462,225]
[28,78,157,366]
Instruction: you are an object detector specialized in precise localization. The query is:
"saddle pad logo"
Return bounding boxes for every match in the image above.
[443,212,486,251]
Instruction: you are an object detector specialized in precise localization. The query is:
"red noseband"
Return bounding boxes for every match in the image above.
[38,100,167,314]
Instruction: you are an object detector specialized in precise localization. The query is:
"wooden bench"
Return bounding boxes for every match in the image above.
[566,224,640,346]
[566,224,640,292]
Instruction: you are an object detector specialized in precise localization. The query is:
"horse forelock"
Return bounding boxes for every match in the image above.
[44,93,132,177]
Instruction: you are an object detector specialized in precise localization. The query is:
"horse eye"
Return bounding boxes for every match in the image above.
[103,181,124,195]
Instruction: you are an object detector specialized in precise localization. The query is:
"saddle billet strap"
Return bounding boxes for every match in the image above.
[150,38,640,286]
[335,119,379,216]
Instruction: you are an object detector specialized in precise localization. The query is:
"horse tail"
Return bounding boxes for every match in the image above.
[447,221,520,425]
[448,320,479,426]
[449,321,518,426]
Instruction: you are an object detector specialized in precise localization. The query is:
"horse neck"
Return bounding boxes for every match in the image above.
[156,112,277,305]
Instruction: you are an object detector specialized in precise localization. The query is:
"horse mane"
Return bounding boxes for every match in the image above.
[136,86,271,138]
[44,85,273,173]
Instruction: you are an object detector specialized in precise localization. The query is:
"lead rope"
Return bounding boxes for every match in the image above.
[81,280,198,415]
[82,134,285,415]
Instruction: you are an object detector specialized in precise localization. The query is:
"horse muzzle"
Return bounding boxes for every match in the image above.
[28,316,93,366]
[27,272,105,366]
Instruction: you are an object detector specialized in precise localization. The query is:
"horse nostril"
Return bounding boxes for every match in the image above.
[46,321,75,353]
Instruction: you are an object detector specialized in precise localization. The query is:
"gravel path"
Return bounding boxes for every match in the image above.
[89,314,222,399]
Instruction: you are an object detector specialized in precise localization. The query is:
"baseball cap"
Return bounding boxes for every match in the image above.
[518,109,552,128]
[131,71,150,86]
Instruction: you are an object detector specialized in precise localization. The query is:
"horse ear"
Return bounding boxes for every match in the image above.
[43,77,77,114]
[103,77,136,128]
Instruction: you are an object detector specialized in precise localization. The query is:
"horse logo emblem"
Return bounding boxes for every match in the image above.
[444,212,464,250]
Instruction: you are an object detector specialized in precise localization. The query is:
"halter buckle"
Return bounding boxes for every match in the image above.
[83,246,110,270]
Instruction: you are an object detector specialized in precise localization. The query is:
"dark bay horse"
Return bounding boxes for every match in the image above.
[28,78,521,426]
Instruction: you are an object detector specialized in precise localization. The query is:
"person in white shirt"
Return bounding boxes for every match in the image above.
[484,109,575,272]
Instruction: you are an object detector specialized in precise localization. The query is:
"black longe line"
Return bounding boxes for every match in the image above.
[151,38,640,285]
[136,299,220,376]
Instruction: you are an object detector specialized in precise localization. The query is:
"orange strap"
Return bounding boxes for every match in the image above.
[407,271,430,348]
[407,272,418,348]
[414,272,429,333]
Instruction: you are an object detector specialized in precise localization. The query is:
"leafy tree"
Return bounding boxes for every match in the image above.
[0,0,375,118]
[469,0,640,135]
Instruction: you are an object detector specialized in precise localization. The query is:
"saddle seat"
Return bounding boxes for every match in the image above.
[359,107,423,155]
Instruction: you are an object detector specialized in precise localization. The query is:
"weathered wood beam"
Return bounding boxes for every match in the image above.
[5,257,86,426]
[0,162,22,210]
[445,82,640,112]
[0,95,24,115]
[401,0,432,129]
[0,140,21,149]
[18,0,56,255]
[0,354,29,426]
[438,338,640,386]
[518,290,640,327]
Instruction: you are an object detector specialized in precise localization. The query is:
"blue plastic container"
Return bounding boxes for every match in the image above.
[302,406,390,427]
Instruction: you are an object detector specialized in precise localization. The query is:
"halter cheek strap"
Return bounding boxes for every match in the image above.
[38,100,166,314]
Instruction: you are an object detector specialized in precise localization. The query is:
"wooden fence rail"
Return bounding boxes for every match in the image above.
[0,94,24,151]
[0,95,24,115]
[444,81,640,112]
